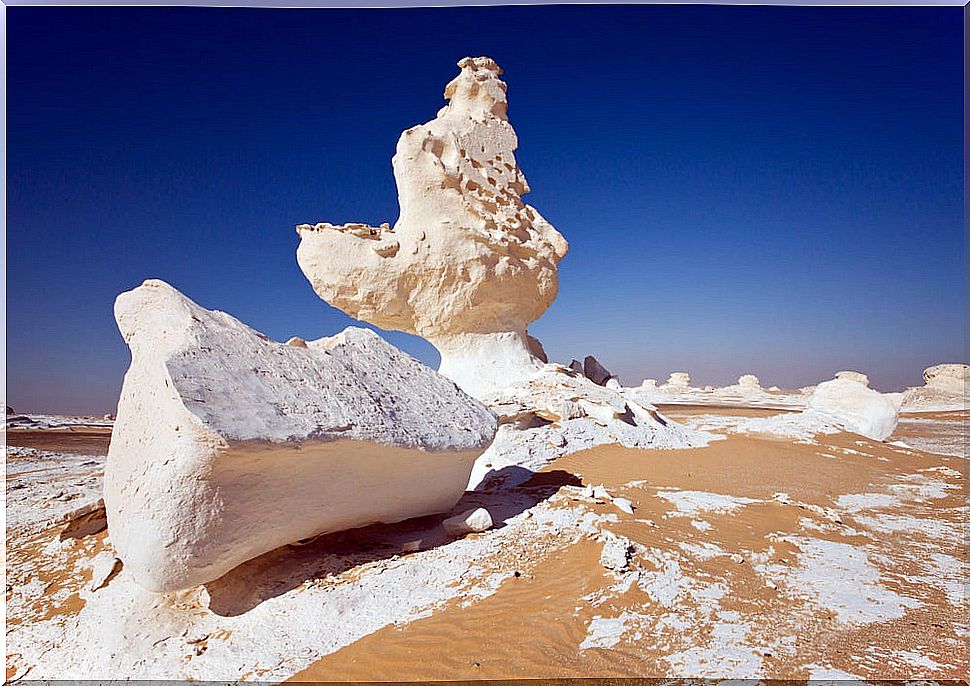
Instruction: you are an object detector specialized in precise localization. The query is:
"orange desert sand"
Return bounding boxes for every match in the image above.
[5,407,967,681]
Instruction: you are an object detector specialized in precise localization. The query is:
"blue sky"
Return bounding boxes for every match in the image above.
[7,6,964,413]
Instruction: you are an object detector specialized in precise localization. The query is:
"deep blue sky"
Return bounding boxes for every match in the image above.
[7,6,964,414]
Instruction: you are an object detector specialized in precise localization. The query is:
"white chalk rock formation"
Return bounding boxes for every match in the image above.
[923,363,968,395]
[468,364,705,490]
[738,374,761,390]
[106,280,497,592]
[442,507,493,536]
[901,363,969,411]
[664,372,691,389]
[807,376,902,441]
[835,370,870,387]
[296,57,568,399]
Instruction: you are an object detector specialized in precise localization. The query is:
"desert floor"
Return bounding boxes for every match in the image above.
[5,408,968,680]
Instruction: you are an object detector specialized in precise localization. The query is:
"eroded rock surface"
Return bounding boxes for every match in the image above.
[807,376,902,441]
[296,57,568,399]
[106,279,496,592]
[902,363,969,412]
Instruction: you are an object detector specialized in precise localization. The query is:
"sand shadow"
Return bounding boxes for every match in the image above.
[203,467,580,617]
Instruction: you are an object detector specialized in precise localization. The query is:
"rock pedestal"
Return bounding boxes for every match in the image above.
[296,57,568,399]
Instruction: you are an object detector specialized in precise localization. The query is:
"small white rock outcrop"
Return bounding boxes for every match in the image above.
[664,372,691,389]
[106,280,497,592]
[807,375,902,441]
[738,374,761,390]
[468,364,705,490]
[296,57,568,400]
[442,507,493,536]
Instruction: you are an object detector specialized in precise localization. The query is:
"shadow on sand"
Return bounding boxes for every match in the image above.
[203,466,581,617]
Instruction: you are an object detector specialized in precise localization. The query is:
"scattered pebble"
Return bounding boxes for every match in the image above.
[612,497,635,515]
[442,508,493,536]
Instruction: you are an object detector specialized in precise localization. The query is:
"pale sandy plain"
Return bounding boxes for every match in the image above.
[4,406,967,681]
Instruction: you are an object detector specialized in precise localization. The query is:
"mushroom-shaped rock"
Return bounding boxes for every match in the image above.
[738,374,761,389]
[296,57,568,400]
[106,280,497,592]
[665,372,691,389]
[808,376,902,441]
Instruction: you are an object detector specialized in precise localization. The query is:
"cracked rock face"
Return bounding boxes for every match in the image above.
[296,57,568,399]
[105,279,496,592]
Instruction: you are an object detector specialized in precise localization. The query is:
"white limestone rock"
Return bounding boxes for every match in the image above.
[902,363,969,412]
[738,374,761,390]
[468,364,708,491]
[296,57,568,399]
[835,370,870,387]
[598,531,638,571]
[442,507,493,536]
[664,372,691,389]
[807,376,903,441]
[612,497,635,515]
[923,363,968,394]
[106,279,496,592]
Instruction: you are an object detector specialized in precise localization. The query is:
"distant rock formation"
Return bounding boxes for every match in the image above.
[663,372,691,389]
[296,57,568,399]
[922,363,968,395]
[901,363,969,411]
[738,374,761,390]
[835,371,869,387]
[106,280,496,592]
[807,374,902,440]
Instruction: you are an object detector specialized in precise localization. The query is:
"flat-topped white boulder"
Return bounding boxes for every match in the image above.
[106,280,497,592]
[807,375,902,441]
[835,370,869,387]
[297,57,568,400]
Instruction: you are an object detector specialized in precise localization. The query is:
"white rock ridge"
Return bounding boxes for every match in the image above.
[296,57,568,400]
[807,375,902,441]
[106,279,497,592]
